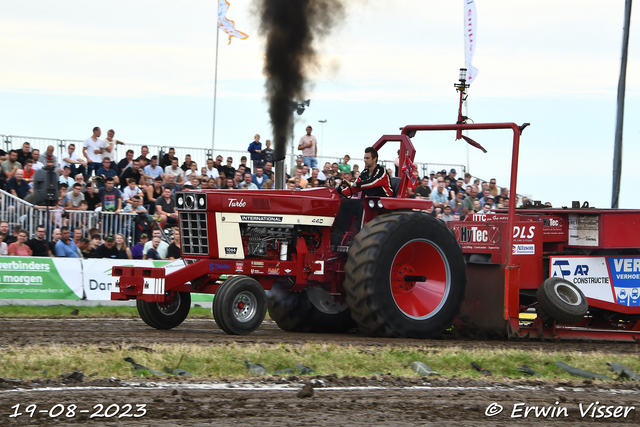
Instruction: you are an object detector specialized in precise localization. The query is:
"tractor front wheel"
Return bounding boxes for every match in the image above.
[344,211,466,338]
[136,291,191,330]
[213,276,267,335]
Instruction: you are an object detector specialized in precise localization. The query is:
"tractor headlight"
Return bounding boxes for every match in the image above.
[177,195,185,208]
[185,194,195,209]
[196,193,207,209]
[378,200,384,209]
[368,200,376,209]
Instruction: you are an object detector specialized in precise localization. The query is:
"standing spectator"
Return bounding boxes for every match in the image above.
[114,233,133,259]
[7,169,32,199]
[248,134,262,169]
[262,139,274,165]
[155,186,178,227]
[145,236,164,260]
[83,127,103,176]
[168,228,181,260]
[165,157,185,183]
[96,158,119,187]
[96,235,119,258]
[298,125,318,169]
[131,233,149,260]
[93,177,122,212]
[16,142,32,166]
[102,129,123,164]
[0,233,8,255]
[143,230,169,260]
[60,144,87,177]
[1,150,22,180]
[26,225,53,257]
[54,226,79,257]
[143,155,163,181]
[338,155,351,173]
[8,230,32,256]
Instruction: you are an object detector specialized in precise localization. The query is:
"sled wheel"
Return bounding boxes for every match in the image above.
[536,277,588,324]
[136,291,191,330]
[344,211,467,338]
[266,281,356,333]
[213,276,266,335]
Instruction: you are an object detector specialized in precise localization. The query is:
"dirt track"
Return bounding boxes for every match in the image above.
[1,318,640,426]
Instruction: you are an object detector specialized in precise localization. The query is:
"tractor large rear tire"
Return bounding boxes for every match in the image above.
[344,211,466,338]
[213,276,267,335]
[136,291,191,330]
[267,282,356,333]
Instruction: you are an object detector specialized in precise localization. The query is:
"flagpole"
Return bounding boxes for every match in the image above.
[212,4,221,156]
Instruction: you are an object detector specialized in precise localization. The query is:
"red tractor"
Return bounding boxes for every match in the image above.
[112,147,468,338]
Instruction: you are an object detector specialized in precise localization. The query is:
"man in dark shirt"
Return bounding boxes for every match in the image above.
[117,149,135,173]
[95,158,119,188]
[26,225,53,257]
[17,142,32,166]
[414,177,432,199]
[219,157,235,179]
[95,235,119,258]
[155,186,177,228]
[93,177,122,212]
[119,159,143,190]
[160,148,176,169]
[6,169,32,199]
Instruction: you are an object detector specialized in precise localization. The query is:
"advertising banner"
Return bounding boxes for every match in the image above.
[82,259,213,302]
[0,257,82,300]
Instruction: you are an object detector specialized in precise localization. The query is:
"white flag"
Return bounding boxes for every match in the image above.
[464,0,479,83]
[218,0,249,44]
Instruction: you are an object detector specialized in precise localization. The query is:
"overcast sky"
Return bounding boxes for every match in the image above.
[1,0,638,207]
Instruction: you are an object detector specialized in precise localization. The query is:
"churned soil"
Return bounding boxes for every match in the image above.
[1,318,640,426]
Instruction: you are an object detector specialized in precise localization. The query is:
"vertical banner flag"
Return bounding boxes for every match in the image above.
[464,0,479,83]
[218,0,249,44]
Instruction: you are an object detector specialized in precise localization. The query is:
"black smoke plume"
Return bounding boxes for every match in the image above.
[256,0,344,161]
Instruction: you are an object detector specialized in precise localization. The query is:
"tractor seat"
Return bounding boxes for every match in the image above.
[390,177,401,196]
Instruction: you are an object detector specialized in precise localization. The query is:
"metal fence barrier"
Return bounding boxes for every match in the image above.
[0,189,137,244]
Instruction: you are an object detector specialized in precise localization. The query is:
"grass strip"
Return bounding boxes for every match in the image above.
[1,342,638,381]
[0,305,212,319]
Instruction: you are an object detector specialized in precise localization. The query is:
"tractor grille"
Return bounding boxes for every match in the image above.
[180,212,209,256]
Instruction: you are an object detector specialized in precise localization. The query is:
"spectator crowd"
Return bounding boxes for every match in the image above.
[0,125,526,259]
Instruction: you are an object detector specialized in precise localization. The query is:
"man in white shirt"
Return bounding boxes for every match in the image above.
[143,229,169,260]
[30,149,44,171]
[83,127,104,177]
[60,143,87,176]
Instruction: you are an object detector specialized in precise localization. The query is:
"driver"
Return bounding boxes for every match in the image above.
[333,147,392,244]
[338,147,392,198]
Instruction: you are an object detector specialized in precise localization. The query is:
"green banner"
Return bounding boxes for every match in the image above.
[0,257,82,300]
